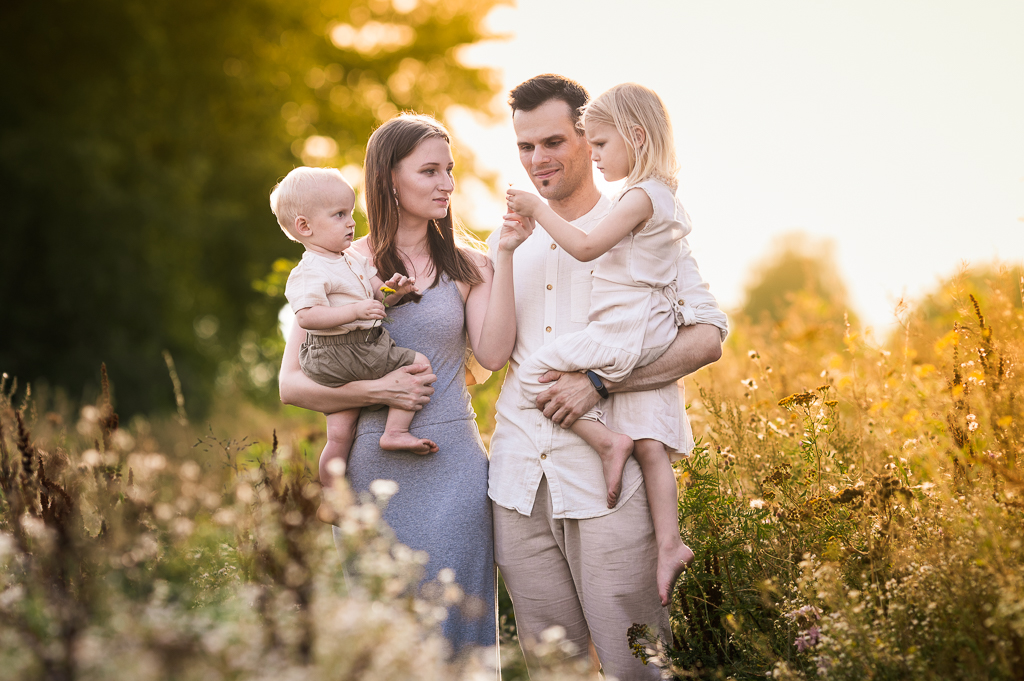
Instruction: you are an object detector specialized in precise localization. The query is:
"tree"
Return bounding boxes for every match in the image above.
[898,262,1023,366]
[741,232,855,327]
[0,0,502,414]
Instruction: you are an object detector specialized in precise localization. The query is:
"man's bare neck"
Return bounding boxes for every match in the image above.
[547,183,603,223]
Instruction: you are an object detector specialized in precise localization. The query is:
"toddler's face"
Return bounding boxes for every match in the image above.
[304,179,357,255]
[585,120,631,183]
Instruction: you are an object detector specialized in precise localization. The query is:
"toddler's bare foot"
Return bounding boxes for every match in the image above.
[379,431,439,455]
[317,501,338,525]
[596,433,634,508]
[657,543,695,606]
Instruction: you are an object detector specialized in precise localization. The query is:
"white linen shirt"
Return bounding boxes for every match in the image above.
[486,195,729,519]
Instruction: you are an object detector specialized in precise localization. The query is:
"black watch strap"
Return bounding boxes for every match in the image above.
[585,370,609,399]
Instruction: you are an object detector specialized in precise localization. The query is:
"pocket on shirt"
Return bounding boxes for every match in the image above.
[570,270,592,323]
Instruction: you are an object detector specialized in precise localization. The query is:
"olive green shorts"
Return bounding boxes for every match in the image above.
[299,327,417,388]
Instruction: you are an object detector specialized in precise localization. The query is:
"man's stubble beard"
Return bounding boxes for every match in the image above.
[537,146,590,203]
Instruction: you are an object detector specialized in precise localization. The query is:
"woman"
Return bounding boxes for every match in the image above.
[278,113,527,652]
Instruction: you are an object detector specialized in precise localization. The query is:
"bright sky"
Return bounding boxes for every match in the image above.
[449,0,1024,332]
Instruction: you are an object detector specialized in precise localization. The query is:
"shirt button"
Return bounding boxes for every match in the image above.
[540,453,547,460]
[546,284,552,290]
[678,299,684,305]
[359,275,364,280]
[550,243,556,250]
[545,326,552,332]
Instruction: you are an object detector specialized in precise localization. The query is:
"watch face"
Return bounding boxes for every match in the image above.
[586,370,609,398]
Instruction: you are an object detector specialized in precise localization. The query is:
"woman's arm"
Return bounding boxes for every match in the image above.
[464,217,533,371]
[279,321,436,413]
[506,187,652,262]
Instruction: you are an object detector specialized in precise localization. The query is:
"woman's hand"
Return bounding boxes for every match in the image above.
[372,363,436,411]
[497,212,535,253]
[505,189,542,218]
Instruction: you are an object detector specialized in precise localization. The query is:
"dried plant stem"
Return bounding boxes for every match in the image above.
[162,350,189,426]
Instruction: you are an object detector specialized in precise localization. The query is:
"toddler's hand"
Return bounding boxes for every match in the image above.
[505,189,541,218]
[354,299,386,321]
[383,273,417,297]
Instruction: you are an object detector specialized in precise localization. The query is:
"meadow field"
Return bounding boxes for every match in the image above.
[1,264,1021,681]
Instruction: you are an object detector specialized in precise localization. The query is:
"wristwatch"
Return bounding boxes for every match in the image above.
[585,370,609,399]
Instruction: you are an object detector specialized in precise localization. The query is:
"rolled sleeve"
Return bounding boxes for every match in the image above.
[675,237,729,341]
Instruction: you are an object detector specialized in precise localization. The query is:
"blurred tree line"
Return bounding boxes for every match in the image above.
[0,0,502,415]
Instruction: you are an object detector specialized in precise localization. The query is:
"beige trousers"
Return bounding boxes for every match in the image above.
[493,477,670,681]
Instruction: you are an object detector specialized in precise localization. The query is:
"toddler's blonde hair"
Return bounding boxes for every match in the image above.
[582,83,679,191]
[269,166,348,241]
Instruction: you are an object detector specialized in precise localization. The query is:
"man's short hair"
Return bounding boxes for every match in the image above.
[508,74,589,133]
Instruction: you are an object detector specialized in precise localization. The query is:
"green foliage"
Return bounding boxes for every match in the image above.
[740,233,856,331]
[0,0,502,416]
[643,264,1024,679]
[0,370,589,680]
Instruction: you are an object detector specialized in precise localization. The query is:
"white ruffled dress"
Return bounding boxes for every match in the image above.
[517,179,690,453]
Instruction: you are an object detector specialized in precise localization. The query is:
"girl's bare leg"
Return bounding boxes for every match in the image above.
[379,352,439,455]
[572,418,634,508]
[318,408,359,524]
[633,439,694,606]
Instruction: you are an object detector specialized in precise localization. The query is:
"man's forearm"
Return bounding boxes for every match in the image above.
[608,323,722,395]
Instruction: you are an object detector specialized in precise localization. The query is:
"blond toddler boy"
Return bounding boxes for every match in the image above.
[270,167,437,522]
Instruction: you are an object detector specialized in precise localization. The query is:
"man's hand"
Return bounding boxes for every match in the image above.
[505,188,542,218]
[536,371,606,428]
[376,363,436,411]
[354,299,386,321]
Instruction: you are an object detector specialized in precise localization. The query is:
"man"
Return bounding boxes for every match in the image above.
[485,74,728,680]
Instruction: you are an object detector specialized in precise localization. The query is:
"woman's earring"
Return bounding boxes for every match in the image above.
[392,187,399,209]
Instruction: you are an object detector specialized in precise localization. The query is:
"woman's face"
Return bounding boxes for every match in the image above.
[393,136,455,224]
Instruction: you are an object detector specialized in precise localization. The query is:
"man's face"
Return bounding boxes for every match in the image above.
[512,99,592,202]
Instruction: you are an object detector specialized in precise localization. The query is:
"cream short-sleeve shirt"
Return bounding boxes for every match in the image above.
[284,249,378,336]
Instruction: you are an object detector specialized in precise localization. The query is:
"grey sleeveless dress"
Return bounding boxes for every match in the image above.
[337,276,496,653]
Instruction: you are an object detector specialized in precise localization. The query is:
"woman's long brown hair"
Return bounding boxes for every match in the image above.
[364,113,484,303]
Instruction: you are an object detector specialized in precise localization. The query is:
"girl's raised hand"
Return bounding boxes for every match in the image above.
[505,188,542,218]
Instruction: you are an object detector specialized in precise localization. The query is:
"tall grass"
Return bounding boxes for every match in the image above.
[2,266,1021,680]
[648,267,1024,679]
[0,369,593,680]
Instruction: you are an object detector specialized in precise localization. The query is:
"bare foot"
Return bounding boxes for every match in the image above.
[596,433,634,508]
[657,543,695,606]
[316,501,337,525]
[379,431,439,455]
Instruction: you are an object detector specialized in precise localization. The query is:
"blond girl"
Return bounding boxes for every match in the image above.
[506,82,695,605]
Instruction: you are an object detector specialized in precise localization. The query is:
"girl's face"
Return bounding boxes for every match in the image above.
[585,120,631,183]
[392,136,455,225]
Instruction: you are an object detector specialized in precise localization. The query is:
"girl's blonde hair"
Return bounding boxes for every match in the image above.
[582,83,679,191]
